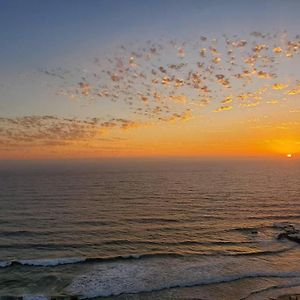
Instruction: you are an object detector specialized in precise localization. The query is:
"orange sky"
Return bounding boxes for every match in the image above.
[1,108,299,160]
[1,2,300,160]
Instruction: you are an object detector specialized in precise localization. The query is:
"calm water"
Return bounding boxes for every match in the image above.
[0,159,300,299]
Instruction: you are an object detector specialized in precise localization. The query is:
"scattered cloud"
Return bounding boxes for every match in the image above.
[272,83,288,90]
[42,31,299,123]
[0,116,144,148]
[213,105,233,113]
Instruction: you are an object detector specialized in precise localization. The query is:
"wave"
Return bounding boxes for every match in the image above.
[240,281,300,300]
[247,215,300,221]
[18,257,87,267]
[122,217,181,224]
[0,243,295,269]
[0,260,11,268]
[0,257,85,268]
[0,253,184,268]
[0,238,258,249]
[226,245,297,257]
[101,238,257,247]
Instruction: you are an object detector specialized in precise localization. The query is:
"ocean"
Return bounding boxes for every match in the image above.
[0,159,300,299]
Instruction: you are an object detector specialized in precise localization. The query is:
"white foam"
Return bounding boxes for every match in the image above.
[67,252,300,298]
[18,257,86,267]
[23,295,49,300]
[121,253,142,259]
[0,260,11,268]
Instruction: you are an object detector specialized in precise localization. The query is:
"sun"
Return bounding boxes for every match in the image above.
[286,154,293,158]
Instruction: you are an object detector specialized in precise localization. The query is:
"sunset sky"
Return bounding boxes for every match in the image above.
[0,0,300,159]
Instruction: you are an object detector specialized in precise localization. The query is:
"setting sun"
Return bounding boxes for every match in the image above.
[287,154,293,158]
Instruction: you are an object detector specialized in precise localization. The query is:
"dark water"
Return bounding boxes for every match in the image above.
[0,159,300,299]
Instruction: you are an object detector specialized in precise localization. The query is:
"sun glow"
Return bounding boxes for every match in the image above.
[286,154,293,158]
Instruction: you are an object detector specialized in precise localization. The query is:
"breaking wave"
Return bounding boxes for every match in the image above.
[0,243,296,269]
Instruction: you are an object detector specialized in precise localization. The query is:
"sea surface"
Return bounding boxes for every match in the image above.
[0,159,300,299]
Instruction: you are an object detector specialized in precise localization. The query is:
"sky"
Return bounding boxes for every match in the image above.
[0,0,300,159]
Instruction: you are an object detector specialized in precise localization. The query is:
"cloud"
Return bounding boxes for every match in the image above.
[273,47,282,54]
[272,83,288,90]
[114,118,143,130]
[41,31,299,120]
[0,116,145,148]
[160,109,193,122]
[33,31,300,150]
[287,84,300,95]
[169,95,188,104]
[213,105,233,113]
[266,99,279,104]
[221,96,233,104]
